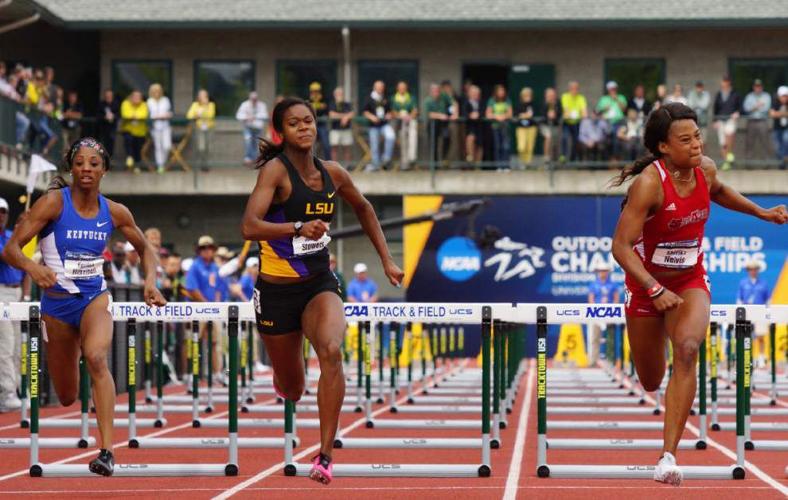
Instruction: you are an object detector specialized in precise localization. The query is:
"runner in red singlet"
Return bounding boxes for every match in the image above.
[611,102,787,486]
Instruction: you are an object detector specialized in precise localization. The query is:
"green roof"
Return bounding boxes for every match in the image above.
[26,0,788,29]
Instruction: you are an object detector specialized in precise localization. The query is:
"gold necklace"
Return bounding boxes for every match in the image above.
[672,168,693,182]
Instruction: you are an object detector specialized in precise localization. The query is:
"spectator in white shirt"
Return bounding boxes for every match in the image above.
[687,81,711,142]
[664,84,688,106]
[147,83,172,174]
[235,91,269,166]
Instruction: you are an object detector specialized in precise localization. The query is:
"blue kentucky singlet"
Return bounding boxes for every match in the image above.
[39,188,114,295]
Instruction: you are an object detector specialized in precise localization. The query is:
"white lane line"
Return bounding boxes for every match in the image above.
[642,390,788,495]
[0,393,280,483]
[503,359,534,500]
[214,360,471,500]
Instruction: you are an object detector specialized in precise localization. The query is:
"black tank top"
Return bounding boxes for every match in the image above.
[258,154,336,278]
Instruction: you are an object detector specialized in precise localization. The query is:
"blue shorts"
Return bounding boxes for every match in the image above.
[41,290,111,329]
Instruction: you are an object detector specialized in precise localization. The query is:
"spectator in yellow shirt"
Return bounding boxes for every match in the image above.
[120,90,149,172]
[560,81,587,162]
[186,89,216,171]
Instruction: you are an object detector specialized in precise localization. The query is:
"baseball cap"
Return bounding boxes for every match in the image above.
[593,262,612,272]
[606,81,618,90]
[753,78,763,86]
[0,197,8,211]
[245,257,259,268]
[778,86,788,97]
[745,259,763,270]
[309,81,322,92]
[353,263,368,274]
[197,235,216,248]
[216,246,232,259]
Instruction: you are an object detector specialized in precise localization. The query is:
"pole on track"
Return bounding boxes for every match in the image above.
[734,307,746,477]
[710,322,720,430]
[491,319,501,448]
[769,323,777,405]
[28,306,41,476]
[744,321,752,450]
[364,321,373,426]
[355,320,363,412]
[155,320,165,427]
[406,322,414,404]
[431,326,439,387]
[144,323,152,403]
[389,322,398,413]
[20,320,29,428]
[697,336,708,449]
[206,321,214,413]
[421,323,428,386]
[283,398,296,475]
[377,322,385,404]
[226,305,240,476]
[479,305,492,477]
[127,319,138,446]
[78,357,89,447]
[191,320,200,427]
[536,306,549,477]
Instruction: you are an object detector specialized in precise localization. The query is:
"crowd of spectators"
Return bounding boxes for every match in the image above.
[2,60,787,171]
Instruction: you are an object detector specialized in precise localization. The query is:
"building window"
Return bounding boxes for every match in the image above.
[357,60,419,108]
[604,58,666,103]
[194,60,255,117]
[729,58,788,97]
[276,60,337,101]
[112,60,172,102]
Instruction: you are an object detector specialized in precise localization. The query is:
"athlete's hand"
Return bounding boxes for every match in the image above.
[29,263,57,289]
[652,288,683,312]
[758,205,788,225]
[144,284,167,307]
[300,220,329,240]
[383,259,404,287]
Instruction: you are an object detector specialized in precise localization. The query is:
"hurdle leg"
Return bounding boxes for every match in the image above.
[535,307,548,477]
[389,323,398,413]
[79,358,90,447]
[127,319,138,445]
[206,322,214,413]
[744,321,752,450]
[479,307,492,476]
[364,322,373,426]
[20,320,29,428]
[769,323,777,405]
[697,336,708,449]
[406,324,414,404]
[377,323,385,404]
[491,320,501,448]
[144,323,152,403]
[734,309,747,473]
[155,321,165,428]
[191,321,200,427]
[710,322,720,430]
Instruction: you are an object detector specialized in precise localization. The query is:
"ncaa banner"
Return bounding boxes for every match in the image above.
[405,195,788,305]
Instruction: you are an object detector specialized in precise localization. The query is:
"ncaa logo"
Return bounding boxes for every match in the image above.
[436,237,481,282]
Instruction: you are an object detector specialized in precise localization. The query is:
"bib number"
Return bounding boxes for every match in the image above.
[292,233,331,256]
[63,252,104,279]
[651,240,700,269]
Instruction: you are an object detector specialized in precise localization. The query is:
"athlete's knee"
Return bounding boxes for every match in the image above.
[83,351,109,374]
[57,389,78,407]
[673,337,701,366]
[640,377,663,393]
[315,339,343,368]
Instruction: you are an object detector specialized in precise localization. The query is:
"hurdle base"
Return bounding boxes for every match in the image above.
[133,436,300,448]
[370,419,480,430]
[287,462,488,477]
[198,418,320,429]
[38,418,167,429]
[0,437,96,449]
[334,437,483,449]
[546,439,699,450]
[537,464,743,480]
[30,463,237,477]
[748,440,788,451]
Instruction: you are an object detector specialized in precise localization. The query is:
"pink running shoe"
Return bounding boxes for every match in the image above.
[309,453,333,484]
[273,377,301,402]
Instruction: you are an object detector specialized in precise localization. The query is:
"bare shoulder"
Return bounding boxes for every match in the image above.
[32,189,64,218]
[322,160,351,188]
[256,157,288,183]
[105,197,134,225]
[699,155,718,186]
[626,165,662,209]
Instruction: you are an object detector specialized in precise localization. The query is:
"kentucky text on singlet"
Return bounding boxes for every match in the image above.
[258,154,336,278]
[634,159,710,272]
[40,188,114,294]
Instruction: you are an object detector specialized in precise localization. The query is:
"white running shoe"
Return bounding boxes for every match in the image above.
[0,392,22,412]
[654,452,683,486]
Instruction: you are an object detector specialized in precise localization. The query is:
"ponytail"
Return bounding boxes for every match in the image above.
[609,102,697,187]
[254,96,316,169]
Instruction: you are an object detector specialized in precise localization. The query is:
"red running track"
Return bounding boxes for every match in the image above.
[1,359,786,499]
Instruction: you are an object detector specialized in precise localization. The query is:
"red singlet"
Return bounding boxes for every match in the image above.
[624,159,711,317]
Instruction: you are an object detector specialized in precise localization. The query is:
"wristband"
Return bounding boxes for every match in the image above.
[647,282,665,299]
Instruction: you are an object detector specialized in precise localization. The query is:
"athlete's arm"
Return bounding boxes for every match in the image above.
[109,200,166,307]
[326,162,404,287]
[2,191,62,289]
[611,171,683,312]
[240,160,328,242]
[702,156,787,224]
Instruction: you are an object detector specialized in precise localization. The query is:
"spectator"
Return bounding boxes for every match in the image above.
[461,84,484,164]
[737,259,770,367]
[120,89,149,172]
[616,108,645,161]
[539,87,562,163]
[161,252,184,302]
[743,79,773,163]
[424,83,450,166]
[770,86,788,169]
[440,80,461,162]
[185,235,223,382]
[214,246,234,301]
[514,87,537,166]
[362,80,395,171]
[60,90,83,151]
[664,83,688,105]
[577,111,610,162]
[329,253,346,301]
[587,263,619,366]
[28,69,57,156]
[2,68,29,150]
[186,89,216,171]
[347,263,378,303]
[485,84,513,169]
[96,89,120,162]
[626,84,652,120]
[0,197,24,413]
[713,75,741,170]
[237,257,258,303]
[687,81,711,143]
[123,241,143,285]
[560,81,587,161]
[307,81,331,160]
[653,84,668,109]
[43,66,58,105]
[147,83,173,174]
[392,81,418,170]
[596,81,627,158]
[109,241,130,284]
[235,91,268,167]
[328,87,354,164]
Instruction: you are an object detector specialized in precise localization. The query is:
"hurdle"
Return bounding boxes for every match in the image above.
[285,303,494,477]
[534,304,751,480]
[26,303,241,477]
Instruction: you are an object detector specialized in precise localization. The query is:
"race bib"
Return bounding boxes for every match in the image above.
[651,240,700,269]
[292,233,331,256]
[63,252,104,279]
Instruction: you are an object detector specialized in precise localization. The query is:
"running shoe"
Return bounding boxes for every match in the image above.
[309,453,333,484]
[89,449,115,477]
[653,451,682,486]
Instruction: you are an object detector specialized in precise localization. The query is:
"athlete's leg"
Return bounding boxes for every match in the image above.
[626,316,667,392]
[42,316,81,406]
[662,288,709,456]
[301,291,345,458]
[80,293,115,451]
[259,330,305,401]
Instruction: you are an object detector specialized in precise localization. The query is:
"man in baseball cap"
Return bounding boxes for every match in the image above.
[347,262,378,303]
[0,196,24,412]
[738,258,770,366]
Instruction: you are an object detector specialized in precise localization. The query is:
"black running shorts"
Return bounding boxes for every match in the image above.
[253,271,342,335]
